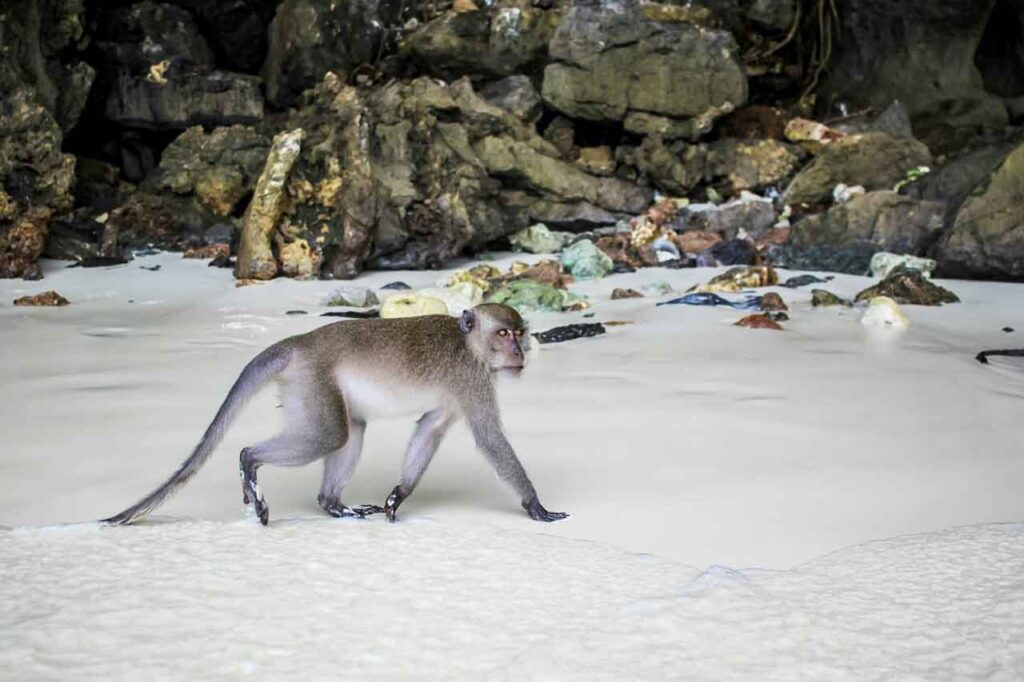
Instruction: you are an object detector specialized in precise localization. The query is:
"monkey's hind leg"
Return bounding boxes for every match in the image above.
[317,418,383,519]
[386,408,456,522]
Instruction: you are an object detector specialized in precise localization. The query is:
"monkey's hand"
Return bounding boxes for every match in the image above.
[522,497,569,522]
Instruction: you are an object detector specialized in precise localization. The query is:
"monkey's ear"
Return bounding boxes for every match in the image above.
[459,309,477,334]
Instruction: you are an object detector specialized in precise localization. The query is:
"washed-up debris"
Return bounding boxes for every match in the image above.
[660,257,695,269]
[533,323,606,344]
[561,239,614,280]
[184,243,230,260]
[140,264,161,271]
[703,239,758,266]
[976,348,1024,364]
[487,279,588,314]
[693,265,778,293]
[860,296,909,328]
[323,285,379,308]
[735,313,783,330]
[508,223,575,254]
[603,320,632,327]
[658,292,763,310]
[781,274,833,288]
[612,288,644,300]
[285,310,308,315]
[811,289,854,307]
[869,252,937,279]
[70,256,128,268]
[380,294,448,318]
[321,310,380,319]
[13,290,69,306]
[855,268,959,305]
[1003,327,1015,333]
[381,281,412,291]
[209,255,233,268]
[613,261,637,274]
[760,292,788,312]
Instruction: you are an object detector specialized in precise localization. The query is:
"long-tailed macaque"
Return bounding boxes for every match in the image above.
[103,303,568,526]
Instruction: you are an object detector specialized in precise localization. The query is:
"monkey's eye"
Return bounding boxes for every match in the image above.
[498,329,508,337]
[513,329,524,337]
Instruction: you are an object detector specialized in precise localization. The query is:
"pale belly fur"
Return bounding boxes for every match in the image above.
[336,371,448,420]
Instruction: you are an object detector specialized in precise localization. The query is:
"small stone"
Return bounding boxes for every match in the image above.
[1002,327,1014,333]
[381,281,412,290]
[612,288,644,300]
[323,286,380,308]
[14,291,70,306]
[184,243,230,260]
[784,118,844,147]
[560,239,614,280]
[286,310,308,315]
[508,224,575,254]
[811,289,853,307]
[855,269,959,306]
[673,230,720,254]
[860,296,909,328]
[487,279,587,314]
[760,292,788,312]
[533,323,606,344]
[766,311,789,322]
[575,146,615,176]
[514,260,574,289]
[209,255,233,268]
[735,314,783,330]
[696,265,778,293]
[704,239,758,266]
[140,265,161,271]
[380,294,449,318]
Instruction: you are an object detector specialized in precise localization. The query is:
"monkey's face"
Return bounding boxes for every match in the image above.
[461,304,530,374]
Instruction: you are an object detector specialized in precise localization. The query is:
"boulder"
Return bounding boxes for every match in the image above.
[262,0,402,109]
[791,191,946,255]
[0,208,51,280]
[402,5,560,81]
[783,133,932,205]
[939,142,1024,279]
[706,139,803,194]
[542,2,746,136]
[676,195,777,240]
[103,71,264,130]
[618,137,706,196]
[100,192,212,258]
[480,76,543,122]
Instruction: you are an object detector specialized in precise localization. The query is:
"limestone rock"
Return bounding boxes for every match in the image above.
[939,142,1024,279]
[870,253,937,279]
[235,129,304,280]
[783,134,932,206]
[542,3,746,133]
[0,208,51,280]
[706,139,803,194]
[104,71,264,130]
[508,224,574,254]
[13,290,69,307]
[560,239,614,281]
[791,191,945,255]
[855,269,959,306]
[479,75,543,122]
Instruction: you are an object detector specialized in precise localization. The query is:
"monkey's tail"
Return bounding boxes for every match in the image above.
[101,342,293,526]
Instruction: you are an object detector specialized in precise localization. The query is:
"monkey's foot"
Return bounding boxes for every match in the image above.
[240,460,270,526]
[523,497,569,522]
[385,486,407,523]
[317,495,384,519]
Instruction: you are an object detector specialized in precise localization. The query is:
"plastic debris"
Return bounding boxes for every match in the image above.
[657,292,763,310]
[560,239,614,280]
[533,323,606,344]
[860,296,909,328]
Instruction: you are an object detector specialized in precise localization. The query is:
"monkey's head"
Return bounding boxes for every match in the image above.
[460,303,529,375]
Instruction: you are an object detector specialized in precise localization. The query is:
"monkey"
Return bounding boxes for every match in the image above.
[102,303,568,527]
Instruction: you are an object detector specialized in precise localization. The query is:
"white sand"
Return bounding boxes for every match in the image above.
[2,253,1023,678]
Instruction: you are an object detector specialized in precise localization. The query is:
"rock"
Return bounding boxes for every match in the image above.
[480,76,543,122]
[101,193,210,257]
[854,269,960,306]
[403,5,560,81]
[768,242,882,275]
[784,118,844,150]
[533,323,606,344]
[870,253,937,279]
[790,191,945,255]
[542,117,578,161]
[703,239,759,266]
[512,260,574,289]
[705,139,803,193]
[487,279,587,313]
[612,288,644,300]
[860,296,909,328]
[542,3,746,134]
[832,184,866,204]
[0,208,51,280]
[821,0,1009,152]
[150,125,270,217]
[104,71,265,130]
[718,106,789,141]
[810,289,853,307]
[618,136,706,196]
[414,285,484,317]
[508,224,574,254]
[576,147,616,176]
[13,290,69,307]
[672,230,720,255]
[939,142,1024,280]
[184,243,230,260]
[781,274,833,288]
[380,293,449,318]
[262,0,402,108]
[783,133,932,206]
[735,313,783,330]
[174,0,280,74]
[381,281,411,290]
[235,129,304,280]
[560,239,614,281]
[93,1,215,77]
[746,0,796,32]
[323,285,380,308]
[696,265,778,293]
[676,194,777,240]
[760,292,788,312]
[595,233,650,270]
